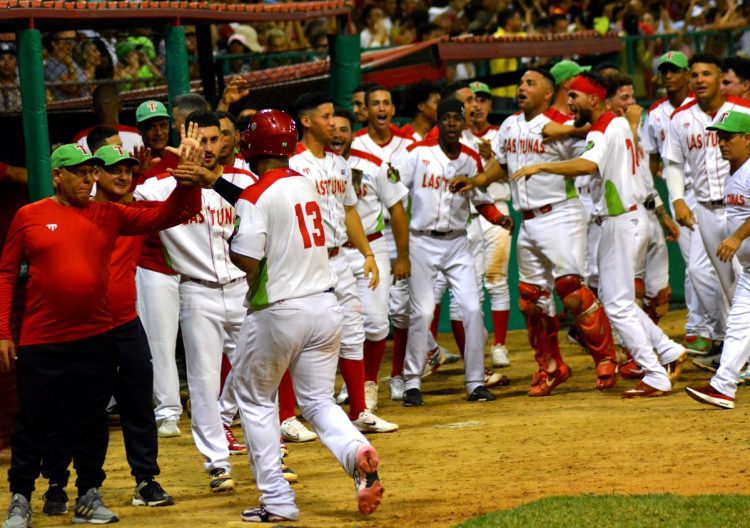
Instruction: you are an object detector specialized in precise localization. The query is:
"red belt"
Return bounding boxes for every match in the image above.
[328,247,340,257]
[593,204,638,225]
[522,203,553,220]
[343,231,382,249]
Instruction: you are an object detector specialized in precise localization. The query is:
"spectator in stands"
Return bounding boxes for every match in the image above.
[76,39,104,91]
[489,7,525,98]
[114,39,161,91]
[227,33,260,75]
[0,42,20,113]
[361,4,391,48]
[44,30,88,101]
[417,21,447,41]
[266,27,290,53]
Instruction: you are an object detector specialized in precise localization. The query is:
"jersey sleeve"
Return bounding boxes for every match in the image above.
[117,184,201,236]
[643,111,659,155]
[663,114,685,165]
[230,198,267,261]
[133,174,175,201]
[0,209,26,340]
[393,149,418,189]
[493,122,507,165]
[373,164,409,209]
[579,130,608,170]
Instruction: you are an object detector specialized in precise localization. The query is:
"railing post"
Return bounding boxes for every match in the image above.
[17,28,52,201]
[329,13,360,111]
[165,24,190,106]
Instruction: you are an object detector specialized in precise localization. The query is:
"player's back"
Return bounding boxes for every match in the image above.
[233,168,336,309]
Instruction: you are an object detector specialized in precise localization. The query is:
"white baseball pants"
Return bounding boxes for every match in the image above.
[598,209,681,392]
[219,369,239,427]
[232,293,369,520]
[711,270,750,398]
[344,236,391,341]
[405,232,484,395]
[640,210,670,296]
[135,267,182,424]
[384,226,411,329]
[179,278,247,472]
[329,253,365,360]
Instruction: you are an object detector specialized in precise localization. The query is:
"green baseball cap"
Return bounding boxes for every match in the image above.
[469,81,491,96]
[658,51,688,71]
[50,144,104,170]
[136,100,170,124]
[550,60,591,85]
[94,144,139,168]
[707,110,750,134]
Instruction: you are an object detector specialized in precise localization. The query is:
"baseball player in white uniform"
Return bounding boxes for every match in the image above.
[229,109,384,522]
[290,92,397,433]
[514,72,687,398]
[645,51,718,356]
[329,106,411,411]
[453,68,619,395]
[396,98,513,406]
[687,110,750,409]
[135,111,256,492]
[665,54,750,370]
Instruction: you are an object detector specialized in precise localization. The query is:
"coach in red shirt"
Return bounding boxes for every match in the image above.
[0,144,200,527]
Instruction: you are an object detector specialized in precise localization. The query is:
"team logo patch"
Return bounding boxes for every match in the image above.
[583,141,595,153]
[351,168,363,197]
[46,224,58,231]
[386,162,400,183]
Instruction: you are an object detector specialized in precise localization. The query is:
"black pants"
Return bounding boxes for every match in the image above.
[8,330,118,499]
[41,317,160,487]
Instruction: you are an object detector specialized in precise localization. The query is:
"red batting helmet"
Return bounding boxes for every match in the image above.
[240,109,297,161]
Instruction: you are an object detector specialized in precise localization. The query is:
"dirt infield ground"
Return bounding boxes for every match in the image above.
[2,308,749,527]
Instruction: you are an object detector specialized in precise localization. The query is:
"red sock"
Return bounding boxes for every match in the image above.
[492,310,510,345]
[450,320,466,357]
[391,327,407,377]
[339,358,366,418]
[278,370,297,422]
[363,339,386,382]
[430,304,441,338]
[220,355,232,393]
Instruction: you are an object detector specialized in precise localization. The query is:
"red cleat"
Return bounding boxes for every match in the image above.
[224,425,247,455]
[528,363,571,397]
[354,444,384,515]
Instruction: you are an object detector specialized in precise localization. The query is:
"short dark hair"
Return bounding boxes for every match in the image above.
[87,126,119,154]
[184,110,221,130]
[689,53,723,70]
[403,80,440,116]
[498,7,519,28]
[334,106,355,125]
[442,81,468,100]
[605,74,634,99]
[173,93,209,115]
[353,82,377,96]
[593,61,620,78]
[294,91,334,118]
[722,56,750,81]
[215,111,237,129]
[525,67,556,90]
[365,85,390,106]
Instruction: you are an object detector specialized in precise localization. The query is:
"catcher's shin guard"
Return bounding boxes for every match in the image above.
[518,283,565,373]
[643,285,671,325]
[554,275,617,390]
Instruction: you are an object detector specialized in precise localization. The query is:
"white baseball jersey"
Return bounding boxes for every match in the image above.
[580,112,647,216]
[399,123,423,142]
[352,124,414,166]
[636,118,658,199]
[348,148,409,235]
[134,166,257,283]
[396,138,493,231]
[643,94,694,157]
[233,156,252,173]
[289,143,356,249]
[463,124,510,202]
[497,108,580,211]
[664,97,750,202]
[231,168,337,309]
[74,124,143,155]
[724,158,750,268]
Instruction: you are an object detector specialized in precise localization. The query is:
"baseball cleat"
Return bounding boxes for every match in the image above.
[402,388,424,407]
[619,358,644,380]
[352,410,398,433]
[353,445,384,515]
[240,506,292,523]
[72,487,118,524]
[42,484,68,515]
[281,459,298,483]
[364,380,379,411]
[132,480,174,507]
[665,351,688,382]
[224,425,247,455]
[595,359,618,390]
[467,385,496,402]
[737,367,750,386]
[685,384,735,409]
[693,352,722,373]
[484,368,509,388]
[389,376,405,401]
[209,468,234,493]
[280,417,318,443]
[157,417,181,438]
[336,383,349,405]
[491,344,511,368]
[528,363,571,397]
[683,335,712,356]
[621,381,664,399]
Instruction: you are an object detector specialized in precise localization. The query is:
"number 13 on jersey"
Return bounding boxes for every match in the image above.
[295,201,326,248]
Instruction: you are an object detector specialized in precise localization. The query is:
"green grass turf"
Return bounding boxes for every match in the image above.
[456,494,750,528]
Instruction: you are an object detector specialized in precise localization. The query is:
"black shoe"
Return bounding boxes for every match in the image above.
[468,385,496,402]
[42,484,68,515]
[132,479,175,507]
[403,388,424,407]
